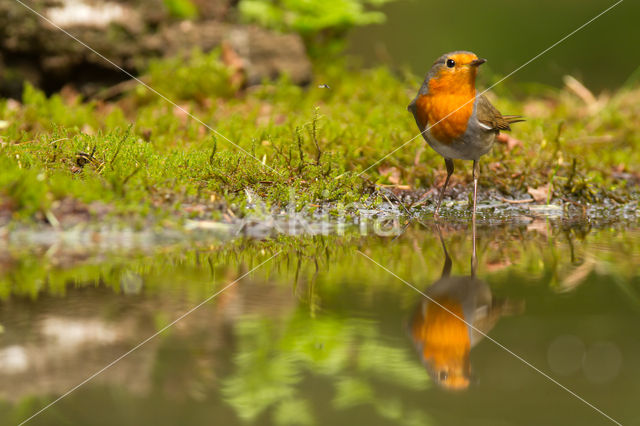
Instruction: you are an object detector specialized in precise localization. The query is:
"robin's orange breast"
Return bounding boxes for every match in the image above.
[411,298,470,370]
[415,93,475,144]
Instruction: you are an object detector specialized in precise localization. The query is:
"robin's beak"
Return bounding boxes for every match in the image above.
[470,58,486,67]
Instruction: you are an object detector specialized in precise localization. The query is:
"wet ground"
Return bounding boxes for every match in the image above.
[1,211,639,425]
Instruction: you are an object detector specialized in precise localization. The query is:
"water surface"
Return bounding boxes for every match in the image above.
[1,218,639,425]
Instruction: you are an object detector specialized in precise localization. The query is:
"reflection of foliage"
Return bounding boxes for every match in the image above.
[2,225,640,424]
[222,311,430,425]
[273,398,314,425]
[238,0,394,56]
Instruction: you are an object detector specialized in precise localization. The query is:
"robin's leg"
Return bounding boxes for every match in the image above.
[435,223,452,278]
[434,158,454,218]
[470,208,478,277]
[472,160,479,222]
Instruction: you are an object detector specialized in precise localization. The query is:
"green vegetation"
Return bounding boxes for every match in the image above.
[2,2,639,424]
[238,0,394,56]
[163,0,199,19]
[0,49,639,228]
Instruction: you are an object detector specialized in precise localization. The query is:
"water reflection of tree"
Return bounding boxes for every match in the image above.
[222,311,431,425]
[2,222,640,423]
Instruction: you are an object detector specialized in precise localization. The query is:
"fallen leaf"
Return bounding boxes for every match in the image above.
[173,104,191,126]
[496,133,523,151]
[378,166,401,185]
[526,219,549,237]
[485,259,512,272]
[6,99,21,111]
[488,162,503,172]
[564,75,597,105]
[221,41,246,89]
[527,184,552,203]
[60,84,80,104]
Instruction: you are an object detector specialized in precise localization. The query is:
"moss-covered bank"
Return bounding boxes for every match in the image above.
[1,52,639,228]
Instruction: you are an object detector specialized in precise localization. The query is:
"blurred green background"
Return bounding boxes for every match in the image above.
[348,0,639,91]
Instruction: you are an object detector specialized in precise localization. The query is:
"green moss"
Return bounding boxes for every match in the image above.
[0,52,639,225]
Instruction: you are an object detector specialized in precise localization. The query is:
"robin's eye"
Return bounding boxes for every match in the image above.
[446,59,456,68]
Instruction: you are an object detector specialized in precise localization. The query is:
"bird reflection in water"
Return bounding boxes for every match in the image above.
[410,223,522,390]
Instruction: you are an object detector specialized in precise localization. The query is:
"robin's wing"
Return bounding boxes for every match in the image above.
[476,95,524,132]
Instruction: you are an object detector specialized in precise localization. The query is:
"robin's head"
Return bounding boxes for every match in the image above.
[426,51,486,95]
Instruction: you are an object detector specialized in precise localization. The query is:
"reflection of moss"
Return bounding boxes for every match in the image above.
[222,312,429,425]
[1,223,639,303]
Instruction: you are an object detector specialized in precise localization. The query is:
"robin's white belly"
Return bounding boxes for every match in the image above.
[410,94,499,161]
[424,123,496,161]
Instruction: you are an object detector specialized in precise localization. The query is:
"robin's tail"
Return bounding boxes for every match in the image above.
[503,115,525,125]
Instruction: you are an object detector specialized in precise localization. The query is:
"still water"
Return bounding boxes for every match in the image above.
[0,217,639,425]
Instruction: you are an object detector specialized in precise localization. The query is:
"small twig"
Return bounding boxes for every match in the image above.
[209,135,218,166]
[206,172,229,184]
[566,158,577,189]
[494,195,534,204]
[411,188,437,207]
[310,107,322,166]
[92,77,149,101]
[110,125,133,167]
[296,127,305,173]
[554,121,565,144]
[44,210,60,228]
[561,196,587,215]
[49,137,69,146]
[413,143,426,167]
[380,190,394,207]
[230,156,241,175]
[379,187,411,216]
[121,166,141,187]
[563,75,597,107]
[270,142,293,171]
[49,137,69,163]
[378,184,412,190]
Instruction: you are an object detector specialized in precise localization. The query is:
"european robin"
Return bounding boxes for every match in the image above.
[408,51,524,218]
[410,223,522,390]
